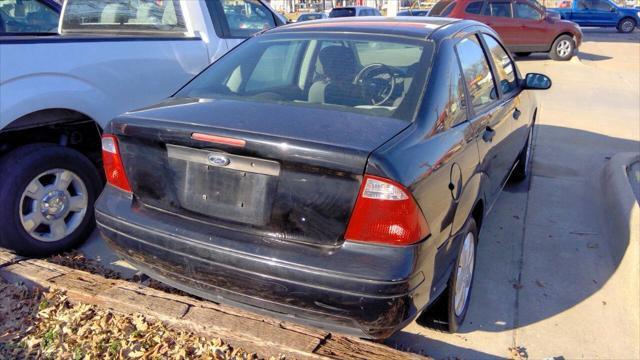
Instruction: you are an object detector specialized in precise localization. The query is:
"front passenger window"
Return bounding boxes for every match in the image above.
[456,35,498,113]
[514,3,543,20]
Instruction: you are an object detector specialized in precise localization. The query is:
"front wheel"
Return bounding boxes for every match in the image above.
[617,18,637,33]
[0,144,102,257]
[549,35,575,61]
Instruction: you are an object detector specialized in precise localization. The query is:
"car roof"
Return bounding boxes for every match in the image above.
[331,6,375,9]
[268,17,461,39]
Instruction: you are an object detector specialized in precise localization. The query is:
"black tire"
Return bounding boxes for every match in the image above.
[549,35,575,61]
[0,144,102,257]
[510,125,534,182]
[617,18,637,33]
[445,217,479,333]
[515,52,532,57]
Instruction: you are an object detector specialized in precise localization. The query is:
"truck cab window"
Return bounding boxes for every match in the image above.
[0,0,58,33]
[211,0,276,38]
[62,0,187,34]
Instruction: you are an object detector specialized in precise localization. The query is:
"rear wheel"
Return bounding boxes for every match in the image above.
[446,218,478,333]
[515,52,532,57]
[617,18,637,33]
[549,35,575,61]
[0,144,102,257]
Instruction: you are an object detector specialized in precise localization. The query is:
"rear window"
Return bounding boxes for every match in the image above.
[329,7,356,17]
[484,2,512,17]
[429,0,456,16]
[465,1,484,14]
[61,0,187,34]
[177,33,433,121]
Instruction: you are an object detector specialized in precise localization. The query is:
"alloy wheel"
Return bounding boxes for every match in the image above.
[556,40,572,58]
[19,169,88,242]
[454,232,476,317]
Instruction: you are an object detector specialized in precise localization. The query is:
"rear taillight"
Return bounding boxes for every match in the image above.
[101,135,131,193]
[344,175,430,246]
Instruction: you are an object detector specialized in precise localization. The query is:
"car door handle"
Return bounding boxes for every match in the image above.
[482,126,496,143]
[513,108,521,120]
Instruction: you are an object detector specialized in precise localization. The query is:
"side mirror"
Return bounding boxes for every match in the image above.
[523,73,552,90]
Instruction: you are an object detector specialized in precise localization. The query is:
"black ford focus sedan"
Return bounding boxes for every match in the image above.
[96,17,551,339]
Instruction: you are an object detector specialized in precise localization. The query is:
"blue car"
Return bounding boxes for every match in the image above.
[549,0,640,33]
[0,0,61,35]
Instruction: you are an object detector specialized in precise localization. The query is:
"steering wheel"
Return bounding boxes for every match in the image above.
[354,64,397,106]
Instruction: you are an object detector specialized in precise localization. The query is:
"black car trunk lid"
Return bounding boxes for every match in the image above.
[111,98,409,247]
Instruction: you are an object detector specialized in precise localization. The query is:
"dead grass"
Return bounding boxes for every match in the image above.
[0,279,284,360]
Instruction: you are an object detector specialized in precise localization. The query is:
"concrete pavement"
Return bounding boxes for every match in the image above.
[79,28,640,359]
[387,28,640,359]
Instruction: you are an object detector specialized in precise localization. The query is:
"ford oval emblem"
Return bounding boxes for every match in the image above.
[207,154,230,167]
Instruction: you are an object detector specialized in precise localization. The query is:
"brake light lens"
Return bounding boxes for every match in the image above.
[344,175,430,246]
[101,135,131,193]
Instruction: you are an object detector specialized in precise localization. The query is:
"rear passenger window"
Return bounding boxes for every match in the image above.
[62,0,187,34]
[465,1,484,14]
[481,34,518,95]
[455,35,497,113]
[484,1,512,17]
[445,59,468,128]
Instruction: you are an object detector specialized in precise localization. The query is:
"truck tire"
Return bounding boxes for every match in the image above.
[0,144,102,257]
[617,18,637,33]
[549,35,575,61]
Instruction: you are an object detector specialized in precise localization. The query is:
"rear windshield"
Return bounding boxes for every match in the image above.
[177,33,433,121]
[329,8,356,17]
[429,0,456,16]
[61,0,187,34]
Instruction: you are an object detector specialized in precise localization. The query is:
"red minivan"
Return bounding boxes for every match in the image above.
[430,0,583,60]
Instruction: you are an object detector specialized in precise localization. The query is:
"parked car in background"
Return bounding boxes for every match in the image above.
[549,0,639,33]
[430,0,583,60]
[297,12,328,21]
[0,0,284,257]
[96,17,550,339]
[398,9,431,15]
[329,6,381,17]
[0,0,60,34]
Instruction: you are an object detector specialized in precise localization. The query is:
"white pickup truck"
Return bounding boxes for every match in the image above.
[0,0,284,256]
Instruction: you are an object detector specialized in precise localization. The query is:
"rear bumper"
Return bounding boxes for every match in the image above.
[95,186,431,339]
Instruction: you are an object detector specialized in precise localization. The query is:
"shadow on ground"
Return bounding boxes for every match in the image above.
[387,124,639,357]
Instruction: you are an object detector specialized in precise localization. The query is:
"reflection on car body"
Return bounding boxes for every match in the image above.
[96,17,551,339]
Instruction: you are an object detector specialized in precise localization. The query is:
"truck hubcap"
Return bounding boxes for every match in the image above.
[20,169,88,242]
[622,21,634,32]
[454,232,475,317]
[556,40,572,58]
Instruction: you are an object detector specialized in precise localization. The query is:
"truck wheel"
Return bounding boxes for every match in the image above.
[445,217,478,333]
[549,35,575,61]
[0,144,102,257]
[617,18,637,33]
[510,125,534,182]
[515,52,532,57]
